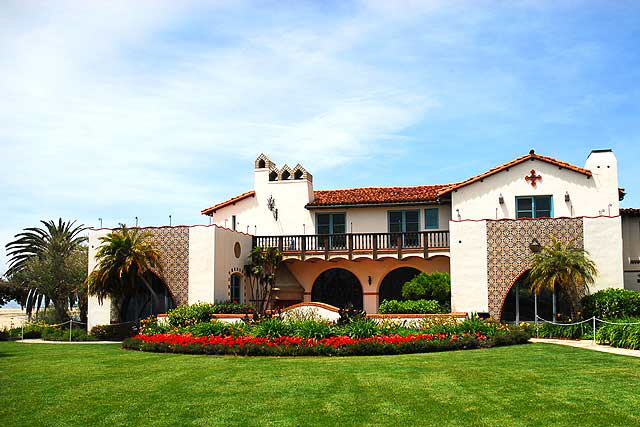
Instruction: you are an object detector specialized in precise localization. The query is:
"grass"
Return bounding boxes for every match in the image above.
[1,342,640,427]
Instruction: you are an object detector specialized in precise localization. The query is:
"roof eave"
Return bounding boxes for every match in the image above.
[306,200,446,210]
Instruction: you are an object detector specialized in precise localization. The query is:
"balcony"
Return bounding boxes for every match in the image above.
[253,231,450,261]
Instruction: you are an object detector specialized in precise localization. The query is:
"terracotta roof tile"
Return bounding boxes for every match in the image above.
[307,185,449,207]
[201,191,255,215]
[437,152,592,195]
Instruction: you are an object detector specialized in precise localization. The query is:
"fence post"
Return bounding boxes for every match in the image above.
[592,316,596,345]
[69,319,73,342]
[21,323,24,341]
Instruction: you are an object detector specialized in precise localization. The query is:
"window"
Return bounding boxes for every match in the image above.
[424,208,439,229]
[316,213,346,248]
[516,196,553,219]
[388,210,420,247]
[232,215,237,231]
[230,274,242,303]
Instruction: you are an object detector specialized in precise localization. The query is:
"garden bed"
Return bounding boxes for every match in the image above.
[122,329,529,357]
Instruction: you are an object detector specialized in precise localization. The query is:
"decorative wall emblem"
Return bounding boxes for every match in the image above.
[234,242,241,259]
[525,169,542,187]
[486,218,583,319]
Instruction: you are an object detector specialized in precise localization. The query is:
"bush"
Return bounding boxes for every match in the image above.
[252,318,294,338]
[184,321,231,337]
[582,289,640,319]
[378,299,443,314]
[211,302,255,314]
[596,318,640,349]
[338,318,379,339]
[289,319,334,339]
[536,321,593,339]
[90,323,138,341]
[42,327,97,342]
[167,303,219,328]
[402,272,451,304]
[139,316,170,336]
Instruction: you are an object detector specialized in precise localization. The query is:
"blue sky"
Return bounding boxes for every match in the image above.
[1,0,640,274]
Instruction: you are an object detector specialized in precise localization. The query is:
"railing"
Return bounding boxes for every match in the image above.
[253,231,449,260]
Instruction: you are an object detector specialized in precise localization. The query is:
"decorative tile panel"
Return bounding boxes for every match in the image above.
[486,218,583,319]
[146,227,190,306]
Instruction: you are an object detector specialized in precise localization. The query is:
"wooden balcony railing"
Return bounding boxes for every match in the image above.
[252,231,449,260]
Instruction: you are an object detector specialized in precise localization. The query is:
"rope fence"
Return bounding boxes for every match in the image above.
[534,315,640,344]
[20,318,143,342]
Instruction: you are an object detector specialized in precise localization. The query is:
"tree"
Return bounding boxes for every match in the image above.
[244,246,282,315]
[4,219,87,322]
[529,237,597,319]
[0,278,27,306]
[86,225,162,322]
[402,272,451,305]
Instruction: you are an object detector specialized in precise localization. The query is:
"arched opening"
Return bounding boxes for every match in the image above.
[230,273,243,303]
[500,271,567,322]
[257,159,266,168]
[378,267,421,305]
[294,169,303,179]
[269,171,278,181]
[281,170,291,180]
[120,271,176,322]
[311,268,362,310]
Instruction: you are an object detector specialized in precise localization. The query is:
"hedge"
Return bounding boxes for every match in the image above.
[378,299,443,314]
[582,289,640,319]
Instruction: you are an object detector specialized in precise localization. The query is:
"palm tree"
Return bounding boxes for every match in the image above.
[86,225,162,322]
[5,219,87,322]
[529,237,597,319]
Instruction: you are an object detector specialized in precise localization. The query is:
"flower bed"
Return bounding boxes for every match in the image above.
[123,330,529,357]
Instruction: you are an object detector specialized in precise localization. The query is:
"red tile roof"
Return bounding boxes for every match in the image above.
[621,208,640,216]
[437,152,592,195]
[307,185,449,207]
[201,190,255,215]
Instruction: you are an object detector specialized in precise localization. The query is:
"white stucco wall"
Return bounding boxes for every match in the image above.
[451,151,619,220]
[213,227,253,303]
[449,220,489,314]
[187,226,217,304]
[87,229,111,330]
[584,216,624,291]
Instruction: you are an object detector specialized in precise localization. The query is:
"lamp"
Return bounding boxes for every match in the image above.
[368,276,372,286]
[529,238,542,253]
[565,192,570,202]
[499,194,504,204]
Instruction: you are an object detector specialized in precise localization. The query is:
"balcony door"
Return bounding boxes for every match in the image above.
[388,210,420,247]
[316,213,346,249]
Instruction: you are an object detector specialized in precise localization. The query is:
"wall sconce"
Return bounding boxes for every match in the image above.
[565,192,570,202]
[529,238,542,253]
[498,194,504,204]
[456,209,461,220]
[368,276,372,286]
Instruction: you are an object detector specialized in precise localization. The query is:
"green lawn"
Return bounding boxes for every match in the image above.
[1,342,639,427]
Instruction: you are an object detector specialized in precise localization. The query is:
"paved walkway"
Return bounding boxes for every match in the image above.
[16,339,120,344]
[531,338,640,358]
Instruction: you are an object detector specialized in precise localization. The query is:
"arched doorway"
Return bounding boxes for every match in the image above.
[230,273,243,303]
[500,271,561,322]
[379,267,421,305]
[311,268,363,310]
[120,272,176,322]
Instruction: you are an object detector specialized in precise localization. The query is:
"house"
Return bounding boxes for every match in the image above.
[87,149,634,329]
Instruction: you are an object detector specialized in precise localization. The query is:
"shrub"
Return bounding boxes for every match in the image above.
[596,318,640,349]
[42,327,97,342]
[289,319,334,339]
[252,318,294,338]
[582,289,640,319]
[139,316,170,336]
[535,321,593,339]
[167,303,218,328]
[378,299,443,314]
[0,328,10,341]
[338,318,379,339]
[90,323,138,341]
[211,302,255,314]
[337,305,365,325]
[184,321,231,337]
[402,272,451,304]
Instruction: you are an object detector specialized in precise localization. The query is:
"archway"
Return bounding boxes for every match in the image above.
[378,267,421,305]
[500,271,564,322]
[311,268,363,310]
[120,271,176,322]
